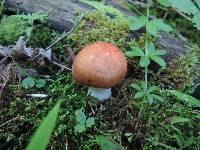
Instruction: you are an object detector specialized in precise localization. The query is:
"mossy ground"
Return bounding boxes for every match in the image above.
[0,9,200,150]
[69,11,129,52]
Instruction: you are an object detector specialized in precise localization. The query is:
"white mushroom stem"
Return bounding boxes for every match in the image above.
[87,87,112,101]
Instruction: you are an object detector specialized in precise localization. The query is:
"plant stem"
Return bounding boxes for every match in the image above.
[172,7,192,21]
[144,0,150,93]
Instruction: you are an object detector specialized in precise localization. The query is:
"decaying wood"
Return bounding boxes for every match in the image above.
[0,36,72,71]
[4,0,188,59]
[65,47,75,67]
[0,58,14,98]
[5,0,93,32]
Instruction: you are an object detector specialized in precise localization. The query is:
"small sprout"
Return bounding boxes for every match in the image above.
[22,77,46,89]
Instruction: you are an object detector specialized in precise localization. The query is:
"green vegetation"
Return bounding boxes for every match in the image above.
[69,11,129,51]
[0,1,4,17]
[0,0,200,150]
[0,13,48,45]
[80,0,124,17]
[0,16,28,45]
[28,25,59,48]
[157,51,199,90]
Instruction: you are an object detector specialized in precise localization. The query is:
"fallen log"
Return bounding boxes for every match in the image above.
[4,0,188,58]
[5,0,93,32]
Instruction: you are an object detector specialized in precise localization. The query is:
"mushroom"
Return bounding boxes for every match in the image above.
[72,42,127,100]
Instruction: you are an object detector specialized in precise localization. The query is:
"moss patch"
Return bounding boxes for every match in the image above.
[0,16,27,45]
[28,25,59,48]
[156,51,199,90]
[69,11,129,51]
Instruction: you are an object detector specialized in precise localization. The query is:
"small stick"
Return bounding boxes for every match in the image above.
[31,13,84,60]
[65,139,68,150]
[51,61,72,71]
[89,102,96,115]
[0,116,20,127]
[172,7,192,21]
[46,13,84,50]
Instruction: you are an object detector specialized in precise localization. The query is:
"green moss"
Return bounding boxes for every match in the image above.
[157,51,199,90]
[28,25,59,48]
[0,1,4,17]
[0,16,27,45]
[140,95,200,150]
[0,73,89,149]
[69,11,129,51]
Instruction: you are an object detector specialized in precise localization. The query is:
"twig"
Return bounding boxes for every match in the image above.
[127,0,154,8]
[65,139,68,150]
[51,61,72,71]
[172,7,192,21]
[163,12,168,20]
[46,13,84,50]
[89,102,96,115]
[31,13,84,60]
[0,116,20,127]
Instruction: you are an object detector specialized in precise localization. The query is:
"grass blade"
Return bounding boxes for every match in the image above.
[26,101,61,150]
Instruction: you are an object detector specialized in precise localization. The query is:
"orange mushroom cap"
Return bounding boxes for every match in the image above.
[72,42,127,88]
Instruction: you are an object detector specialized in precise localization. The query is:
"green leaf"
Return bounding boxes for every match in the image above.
[153,19,172,32]
[75,109,94,133]
[75,124,86,133]
[147,94,154,104]
[130,16,146,30]
[134,91,145,99]
[36,79,46,88]
[125,46,144,57]
[148,86,160,94]
[95,136,125,150]
[75,109,87,126]
[148,42,156,54]
[153,50,167,56]
[80,0,124,17]
[169,0,199,15]
[170,116,190,124]
[75,109,87,133]
[192,12,200,30]
[157,0,171,7]
[150,55,166,67]
[139,56,150,67]
[130,46,145,56]
[140,81,146,91]
[195,114,200,119]
[196,0,200,9]
[86,117,95,128]
[146,19,172,36]
[152,94,165,102]
[22,77,35,89]
[130,83,142,91]
[169,90,200,107]
[175,134,184,147]
[146,22,158,36]
[26,101,61,150]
